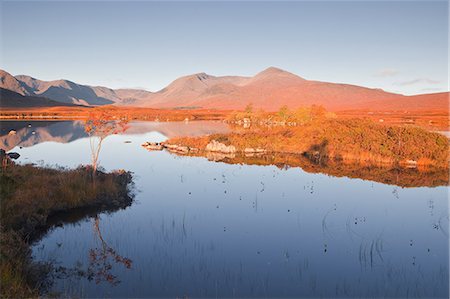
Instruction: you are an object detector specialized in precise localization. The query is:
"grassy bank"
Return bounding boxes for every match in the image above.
[0,163,133,298]
[167,118,449,168]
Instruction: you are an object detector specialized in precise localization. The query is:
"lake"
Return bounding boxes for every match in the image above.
[2,120,448,298]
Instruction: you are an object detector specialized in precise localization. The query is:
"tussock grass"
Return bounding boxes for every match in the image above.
[0,163,133,298]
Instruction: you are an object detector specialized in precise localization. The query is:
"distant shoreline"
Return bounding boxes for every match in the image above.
[0,107,447,131]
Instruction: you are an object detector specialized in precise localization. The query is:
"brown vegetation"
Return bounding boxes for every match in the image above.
[167,106,449,168]
[337,109,449,132]
[0,163,133,298]
[0,106,231,121]
[85,111,129,174]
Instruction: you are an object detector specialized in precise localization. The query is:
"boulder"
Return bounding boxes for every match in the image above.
[403,159,418,168]
[7,152,20,160]
[205,140,236,154]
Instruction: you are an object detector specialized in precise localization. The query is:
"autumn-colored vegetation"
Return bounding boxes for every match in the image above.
[0,106,231,121]
[337,109,449,131]
[85,111,129,174]
[226,104,335,125]
[1,104,447,132]
[0,163,133,298]
[167,106,449,168]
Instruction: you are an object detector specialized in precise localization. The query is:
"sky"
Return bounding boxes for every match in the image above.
[1,1,448,95]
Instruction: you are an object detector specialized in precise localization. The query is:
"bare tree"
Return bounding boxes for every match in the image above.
[84,111,128,175]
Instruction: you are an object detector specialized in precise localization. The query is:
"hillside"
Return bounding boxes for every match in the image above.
[0,70,118,106]
[0,88,76,108]
[124,67,449,111]
[14,74,117,106]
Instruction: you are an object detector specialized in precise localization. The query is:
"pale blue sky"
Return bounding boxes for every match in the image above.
[1,1,448,95]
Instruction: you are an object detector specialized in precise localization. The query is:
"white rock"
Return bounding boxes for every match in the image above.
[206,140,236,153]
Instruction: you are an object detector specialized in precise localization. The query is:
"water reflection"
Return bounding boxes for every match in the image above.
[0,120,230,151]
[0,121,87,151]
[88,216,133,286]
[2,120,447,188]
[167,150,449,188]
[3,120,446,298]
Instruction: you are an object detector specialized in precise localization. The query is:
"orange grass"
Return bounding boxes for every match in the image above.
[168,118,449,168]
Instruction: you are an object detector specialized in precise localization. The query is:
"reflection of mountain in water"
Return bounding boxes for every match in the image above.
[122,121,230,138]
[0,121,88,151]
[175,151,449,188]
[0,121,230,151]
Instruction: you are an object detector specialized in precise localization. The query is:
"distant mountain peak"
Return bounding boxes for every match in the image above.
[261,66,286,73]
[254,67,304,80]
[15,74,38,81]
[0,69,29,95]
[194,72,212,81]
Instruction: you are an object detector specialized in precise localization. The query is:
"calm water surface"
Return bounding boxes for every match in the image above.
[3,121,448,298]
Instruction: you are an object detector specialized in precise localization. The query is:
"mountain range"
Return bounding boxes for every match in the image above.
[0,88,77,108]
[1,68,447,111]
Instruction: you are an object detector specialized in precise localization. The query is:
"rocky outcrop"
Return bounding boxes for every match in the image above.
[205,140,236,153]
[142,140,269,157]
[141,142,163,151]
[141,142,199,155]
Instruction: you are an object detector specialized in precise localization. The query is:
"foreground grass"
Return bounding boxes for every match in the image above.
[167,118,449,168]
[0,164,133,298]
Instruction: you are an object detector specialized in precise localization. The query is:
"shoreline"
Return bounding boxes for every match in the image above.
[0,163,134,298]
[145,117,449,170]
[143,143,449,188]
[0,107,448,131]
